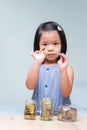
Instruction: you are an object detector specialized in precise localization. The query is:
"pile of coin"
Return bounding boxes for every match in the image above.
[40,98,53,120]
[57,105,77,121]
[24,100,36,120]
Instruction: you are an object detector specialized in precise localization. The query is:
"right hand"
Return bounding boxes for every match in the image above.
[31,50,45,64]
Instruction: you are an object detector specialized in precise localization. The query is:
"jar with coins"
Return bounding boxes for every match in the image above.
[57,105,77,121]
[40,98,53,121]
[24,99,36,120]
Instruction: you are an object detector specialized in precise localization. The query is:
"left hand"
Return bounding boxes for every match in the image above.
[57,53,69,72]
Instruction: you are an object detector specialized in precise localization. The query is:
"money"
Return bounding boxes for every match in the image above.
[24,100,36,120]
[40,98,53,121]
[57,105,77,121]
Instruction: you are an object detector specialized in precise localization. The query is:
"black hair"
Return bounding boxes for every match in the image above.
[33,21,67,55]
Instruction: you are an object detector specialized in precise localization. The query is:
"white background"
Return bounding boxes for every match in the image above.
[0,0,87,115]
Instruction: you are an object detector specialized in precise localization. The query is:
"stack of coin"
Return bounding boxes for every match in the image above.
[24,100,36,120]
[57,105,77,121]
[40,98,53,120]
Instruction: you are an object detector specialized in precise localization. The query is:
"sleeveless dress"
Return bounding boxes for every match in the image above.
[32,64,71,115]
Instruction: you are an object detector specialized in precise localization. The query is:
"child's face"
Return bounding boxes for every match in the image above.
[39,31,61,63]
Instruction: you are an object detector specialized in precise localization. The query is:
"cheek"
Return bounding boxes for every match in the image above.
[55,46,61,53]
[57,45,61,52]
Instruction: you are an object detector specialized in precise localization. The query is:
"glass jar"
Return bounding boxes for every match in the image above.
[57,105,77,121]
[24,100,36,120]
[40,98,53,121]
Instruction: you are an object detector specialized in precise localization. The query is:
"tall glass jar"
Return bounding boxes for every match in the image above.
[40,98,53,121]
[24,99,36,120]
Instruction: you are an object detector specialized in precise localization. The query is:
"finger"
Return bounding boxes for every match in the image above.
[31,50,40,56]
[40,47,45,52]
[59,53,66,62]
[30,52,34,56]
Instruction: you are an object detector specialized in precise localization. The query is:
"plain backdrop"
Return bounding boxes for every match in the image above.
[0,0,87,115]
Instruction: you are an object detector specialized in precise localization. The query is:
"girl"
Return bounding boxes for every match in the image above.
[26,21,74,115]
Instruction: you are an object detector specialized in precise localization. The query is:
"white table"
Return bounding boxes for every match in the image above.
[0,115,87,130]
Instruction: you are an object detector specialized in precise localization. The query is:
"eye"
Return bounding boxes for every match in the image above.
[54,42,61,45]
[43,43,47,46]
[54,43,58,45]
[41,43,47,46]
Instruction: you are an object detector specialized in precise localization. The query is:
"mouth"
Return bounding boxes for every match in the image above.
[47,53,55,57]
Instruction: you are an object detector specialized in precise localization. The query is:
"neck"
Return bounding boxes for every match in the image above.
[43,60,57,66]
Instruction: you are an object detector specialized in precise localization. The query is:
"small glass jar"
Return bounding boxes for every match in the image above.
[57,105,77,121]
[24,100,36,120]
[40,98,53,121]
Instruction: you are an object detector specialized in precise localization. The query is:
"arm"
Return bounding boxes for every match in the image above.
[58,53,74,97]
[26,50,45,90]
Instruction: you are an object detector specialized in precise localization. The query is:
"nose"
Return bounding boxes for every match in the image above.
[46,45,53,51]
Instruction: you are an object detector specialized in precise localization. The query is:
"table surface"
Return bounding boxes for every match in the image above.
[0,115,87,130]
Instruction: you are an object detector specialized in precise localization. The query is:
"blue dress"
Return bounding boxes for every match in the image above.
[32,64,71,115]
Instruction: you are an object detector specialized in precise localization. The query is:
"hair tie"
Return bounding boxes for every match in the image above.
[57,26,62,31]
